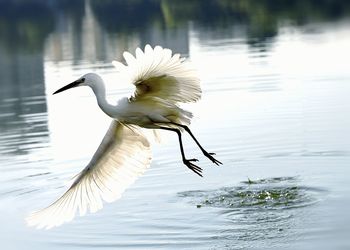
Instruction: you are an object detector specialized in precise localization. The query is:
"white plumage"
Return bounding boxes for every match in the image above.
[26,45,221,229]
[27,121,151,229]
[113,45,201,103]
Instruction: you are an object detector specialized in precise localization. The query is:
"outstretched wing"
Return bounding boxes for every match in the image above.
[112,45,201,104]
[26,121,151,229]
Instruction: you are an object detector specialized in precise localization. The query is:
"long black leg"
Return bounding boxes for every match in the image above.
[171,123,222,166]
[158,126,203,177]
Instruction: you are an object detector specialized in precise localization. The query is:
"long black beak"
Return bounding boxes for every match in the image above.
[53,80,81,95]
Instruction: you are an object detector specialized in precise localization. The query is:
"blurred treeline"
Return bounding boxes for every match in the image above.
[0,0,349,52]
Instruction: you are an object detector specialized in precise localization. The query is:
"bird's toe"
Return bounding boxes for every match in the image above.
[188,158,199,162]
[183,159,203,177]
[204,152,222,166]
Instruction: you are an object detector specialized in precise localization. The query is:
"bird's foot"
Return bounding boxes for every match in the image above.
[183,158,202,177]
[203,151,222,166]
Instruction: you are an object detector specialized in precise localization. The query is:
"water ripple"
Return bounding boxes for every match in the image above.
[178,177,325,245]
[179,176,323,210]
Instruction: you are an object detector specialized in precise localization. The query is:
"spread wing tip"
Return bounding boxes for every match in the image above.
[26,122,152,229]
[113,45,201,104]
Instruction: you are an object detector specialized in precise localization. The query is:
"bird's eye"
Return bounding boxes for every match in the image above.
[81,77,85,82]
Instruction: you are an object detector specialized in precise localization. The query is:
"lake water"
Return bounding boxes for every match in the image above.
[1,1,350,249]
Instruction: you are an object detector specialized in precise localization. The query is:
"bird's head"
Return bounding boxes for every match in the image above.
[53,73,103,95]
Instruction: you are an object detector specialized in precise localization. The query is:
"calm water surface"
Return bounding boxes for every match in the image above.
[0,1,350,249]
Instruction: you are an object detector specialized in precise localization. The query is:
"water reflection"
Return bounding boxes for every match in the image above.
[1,0,349,68]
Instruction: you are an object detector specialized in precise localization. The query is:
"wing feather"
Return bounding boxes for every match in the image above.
[26,121,151,229]
[112,45,201,104]
[112,60,127,72]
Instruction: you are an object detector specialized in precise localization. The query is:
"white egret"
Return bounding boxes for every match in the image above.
[26,45,221,229]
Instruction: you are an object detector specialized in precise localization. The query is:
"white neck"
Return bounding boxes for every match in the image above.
[90,82,121,119]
